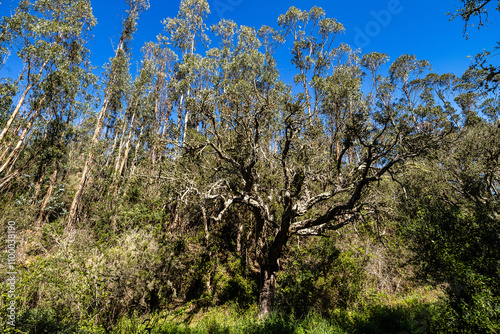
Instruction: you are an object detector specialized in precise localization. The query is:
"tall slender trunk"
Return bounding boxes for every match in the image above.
[114,113,135,173]
[36,163,59,228]
[66,157,90,230]
[236,222,243,254]
[0,60,48,144]
[111,121,140,200]
[66,93,111,231]
[160,99,172,138]
[32,167,46,208]
[0,170,19,191]
[181,89,191,146]
[151,96,160,166]
[177,94,184,137]
[200,206,213,293]
[130,125,144,176]
[0,96,46,174]
[106,122,121,167]
[0,83,33,143]
[182,105,190,145]
[112,94,140,170]
[153,99,173,164]
[0,140,11,162]
[116,117,135,177]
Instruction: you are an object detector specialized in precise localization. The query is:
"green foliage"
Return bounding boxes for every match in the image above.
[15,308,79,334]
[164,0,210,55]
[329,300,434,334]
[277,237,366,317]
[3,226,193,331]
[398,121,500,333]
[34,302,444,334]
[216,261,257,308]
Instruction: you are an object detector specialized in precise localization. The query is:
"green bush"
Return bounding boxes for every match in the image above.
[15,308,79,334]
[277,237,366,317]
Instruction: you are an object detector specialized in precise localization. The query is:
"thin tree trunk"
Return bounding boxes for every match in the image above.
[152,99,173,165]
[4,141,28,176]
[0,60,48,144]
[201,206,213,293]
[130,125,144,176]
[66,159,89,230]
[106,122,121,167]
[181,89,191,146]
[150,96,160,166]
[201,206,210,247]
[182,106,190,144]
[0,170,19,191]
[0,83,33,143]
[116,118,135,178]
[32,167,46,208]
[111,122,140,200]
[160,99,172,138]
[0,139,12,162]
[177,94,184,137]
[114,113,135,174]
[36,163,59,228]
[236,222,243,254]
[0,96,46,174]
[66,93,111,231]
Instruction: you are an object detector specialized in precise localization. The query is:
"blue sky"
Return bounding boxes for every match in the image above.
[1,0,499,81]
[84,0,500,79]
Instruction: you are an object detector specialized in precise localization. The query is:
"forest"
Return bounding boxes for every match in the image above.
[0,0,499,333]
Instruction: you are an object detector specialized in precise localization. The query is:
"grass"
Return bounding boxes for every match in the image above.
[107,294,442,334]
[113,310,345,334]
[8,288,447,334]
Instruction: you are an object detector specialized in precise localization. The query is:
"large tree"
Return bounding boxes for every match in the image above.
[65,0,149,230]
[0,0,96,217]
[163,0,210,147]
[0,0,95,157]
[173,6,457,316]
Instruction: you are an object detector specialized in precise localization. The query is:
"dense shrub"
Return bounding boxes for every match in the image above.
[276,237,366,317]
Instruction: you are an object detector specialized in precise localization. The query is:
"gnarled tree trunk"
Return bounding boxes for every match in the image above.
[258,262,278,318]
[257,217,291,317]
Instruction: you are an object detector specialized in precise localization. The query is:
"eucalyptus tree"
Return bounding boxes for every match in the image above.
[0,0,96,193]
[0,0,95,144]
[0,1,27,76]
[110,53,156,200]
[0,1,42,145]
[66,0,149,231]
[277,6,345,118]
[141,39,177,166]
[175,6,458,315]
[452,0,499,31]
[163,0,210,146]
